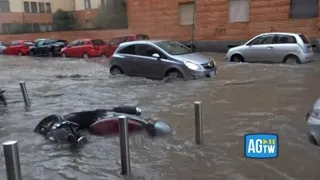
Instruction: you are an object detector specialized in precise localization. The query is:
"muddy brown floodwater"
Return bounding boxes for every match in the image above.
[0,53,319,180]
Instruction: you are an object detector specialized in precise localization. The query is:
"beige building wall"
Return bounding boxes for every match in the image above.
[8,0,74,13]
[75,0,101,11]
[51,0,75,12]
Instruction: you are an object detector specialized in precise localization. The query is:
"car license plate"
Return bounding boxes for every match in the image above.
[210,71,216,76]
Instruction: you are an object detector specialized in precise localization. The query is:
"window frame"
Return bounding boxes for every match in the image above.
[290,0,318,19]
[228,0,250,23]
[38,2,45,13]
[0,1,10,12]
[84,0,91,9]
[179,2,195,26]
[23,1,30,13]
[45,3,51,13]
[30,1,38,13]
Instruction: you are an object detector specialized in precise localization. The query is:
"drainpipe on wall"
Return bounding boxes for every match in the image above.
[191,0,196,52]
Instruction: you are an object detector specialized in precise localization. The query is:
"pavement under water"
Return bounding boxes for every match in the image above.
[0,53,319,180]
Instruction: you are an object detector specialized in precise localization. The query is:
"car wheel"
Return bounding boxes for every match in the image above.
[47,51,53,57]
[231,54,244,63]
[18,52,22,56]
[62,52,67,58]
[164,69,184,82]
[110,66,123,76]
[83,53,89,58]
[283,55,301,64]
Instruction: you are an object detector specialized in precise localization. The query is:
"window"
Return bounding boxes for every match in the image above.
[119,45,135,54]
[47,24,52,31]
[78,40,85,45]
[0,1,10,12]
[136,35,150,40]
[84,0,91,9]
[229,0,249,23]
[39,3,45,13]
[110,37,125,45]
[24,2,30,13]
[290,0,318,19]
[45,3,51,13]
[33,23,39,32]
[2,24,10,34]
[40,23,47,32]
[155,41,192,55]
[135,44,162,57]
[299,34,311,43]
[101,0,107,6]
[247,35,276,45]
[11,41,20,46]
[179,2,195,25]
[70,40,79,46]
[90,39,105,45]
[30,2,38,13]
[276,35,297,44]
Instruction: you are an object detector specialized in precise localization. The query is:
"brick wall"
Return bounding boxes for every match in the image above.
[0,0,319,45]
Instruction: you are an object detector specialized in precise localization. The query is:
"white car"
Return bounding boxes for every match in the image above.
[306,98,320,145]
[226,32,314,64]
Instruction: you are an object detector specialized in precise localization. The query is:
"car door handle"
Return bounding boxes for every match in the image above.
[267,46,273,49]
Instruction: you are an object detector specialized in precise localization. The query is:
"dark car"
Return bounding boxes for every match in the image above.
[29,39,68,57]
[109,40,217,81]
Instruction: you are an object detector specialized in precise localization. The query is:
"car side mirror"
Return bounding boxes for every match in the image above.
[152,53,160,59]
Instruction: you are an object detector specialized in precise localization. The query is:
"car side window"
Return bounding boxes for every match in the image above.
[110,38,122,45]
[78,41,85,46]
[135,44,165,58]
[247,35,275,45]
[276,35,297,44]
[118,45,136,55]
[11,41,19,46]
[70,40,79,46]
[38,41,45,46]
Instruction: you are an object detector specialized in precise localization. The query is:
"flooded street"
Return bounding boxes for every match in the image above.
[0,53,319,180]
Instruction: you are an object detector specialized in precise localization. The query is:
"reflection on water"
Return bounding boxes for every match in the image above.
[0,54,319,179]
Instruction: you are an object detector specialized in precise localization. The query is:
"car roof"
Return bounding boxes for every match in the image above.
[258,32,302,36]
[119,39,168,46]
[113,34,149,38]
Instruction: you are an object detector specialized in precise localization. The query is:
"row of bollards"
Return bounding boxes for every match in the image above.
[2,99,202,177]
[117,101,204,175]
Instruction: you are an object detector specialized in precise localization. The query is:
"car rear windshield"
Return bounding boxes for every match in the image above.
[299,34,311,44]
[24,41,34,46]
[136,35,149,40]
[90,39,105,45]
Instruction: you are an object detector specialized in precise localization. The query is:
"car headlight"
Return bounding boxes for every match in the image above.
[311,109,320,119]
[184,61,201,71]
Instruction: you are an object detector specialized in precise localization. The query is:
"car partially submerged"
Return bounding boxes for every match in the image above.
[109,40,217,81]
[306,98,320,145]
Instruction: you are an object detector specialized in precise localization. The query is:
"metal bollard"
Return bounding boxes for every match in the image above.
[19,81,30,107]
[194,101,203,144]
[3,141,22,180]
[118,116,131,174]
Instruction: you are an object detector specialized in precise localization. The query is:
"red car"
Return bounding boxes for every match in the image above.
[61,39,105,58]
[3,40,34,56]
[101,34,149,57]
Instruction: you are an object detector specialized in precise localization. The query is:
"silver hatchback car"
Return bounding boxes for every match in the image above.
[109,40,217,80]
[306,98,320,146]
[226,32,314,64]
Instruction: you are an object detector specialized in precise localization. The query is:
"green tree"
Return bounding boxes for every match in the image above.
[93,0,128,29]
[52,9,78,31]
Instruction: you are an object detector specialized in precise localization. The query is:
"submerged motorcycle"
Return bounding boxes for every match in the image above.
[34,106,172,148]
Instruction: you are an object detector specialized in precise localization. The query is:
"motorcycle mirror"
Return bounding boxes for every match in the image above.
[146,120,172,137]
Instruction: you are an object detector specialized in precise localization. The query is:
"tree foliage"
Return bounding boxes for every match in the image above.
[93,0,128,29]
[52,9,78,31]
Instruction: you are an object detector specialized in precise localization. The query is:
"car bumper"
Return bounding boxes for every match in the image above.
[184,68,217,79]
[306,112,320,145]
[299,52,314,63]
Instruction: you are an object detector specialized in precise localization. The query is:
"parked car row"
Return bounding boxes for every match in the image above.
[0,34,150,58]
